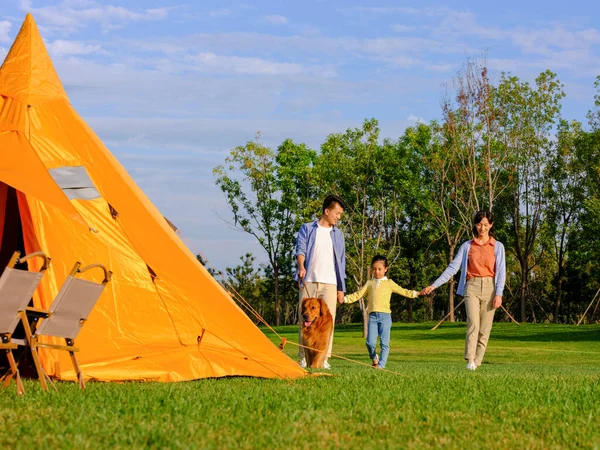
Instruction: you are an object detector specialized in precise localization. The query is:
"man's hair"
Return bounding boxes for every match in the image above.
[322,195,346,213]
[371,254,388,267]
[472,210,494,236]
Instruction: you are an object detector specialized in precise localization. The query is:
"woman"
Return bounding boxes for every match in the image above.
[421,211,506,370]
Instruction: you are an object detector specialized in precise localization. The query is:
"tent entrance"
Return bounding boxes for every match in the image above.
[0,182,39,377]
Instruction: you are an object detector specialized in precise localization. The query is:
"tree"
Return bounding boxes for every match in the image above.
[224,253,270,324]
[543,120,585,322]
[213,136,306,325]
[497,70,565,321]
[315,119,412,333]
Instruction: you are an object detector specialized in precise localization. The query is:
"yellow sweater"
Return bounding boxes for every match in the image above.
[345,278,418,314]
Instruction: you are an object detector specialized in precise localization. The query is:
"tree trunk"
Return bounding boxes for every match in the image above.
[407,299,413,323]
[274,266,280,326]
[553,266,563,323]
[520,265,527,323]
[449,276,456,322]
[362,266,370,338]
[448,245,456,322]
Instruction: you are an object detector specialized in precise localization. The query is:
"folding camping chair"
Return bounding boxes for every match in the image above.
[0,251,50,395]
[21,261,112,391]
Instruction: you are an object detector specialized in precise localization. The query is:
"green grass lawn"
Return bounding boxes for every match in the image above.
[2,323,599,449]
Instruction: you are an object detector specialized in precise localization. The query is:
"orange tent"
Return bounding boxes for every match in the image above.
[0,14,306,382]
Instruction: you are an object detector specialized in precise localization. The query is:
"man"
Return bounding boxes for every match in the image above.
[294,195,346,369]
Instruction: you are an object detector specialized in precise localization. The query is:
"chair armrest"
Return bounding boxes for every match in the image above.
[25,306,50,319]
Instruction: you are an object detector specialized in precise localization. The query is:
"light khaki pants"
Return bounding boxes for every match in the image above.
[297,282,337,360]
[464,277,496,366]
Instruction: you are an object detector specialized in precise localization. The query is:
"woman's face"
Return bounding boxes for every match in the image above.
[475,217,493,239]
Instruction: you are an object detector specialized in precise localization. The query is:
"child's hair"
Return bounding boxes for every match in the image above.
[371,254,388,267]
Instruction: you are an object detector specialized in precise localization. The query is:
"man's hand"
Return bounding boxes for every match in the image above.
[420,285,435,296]
[493,295,502,309]
[337,291,344,304]
[298,266,306,280]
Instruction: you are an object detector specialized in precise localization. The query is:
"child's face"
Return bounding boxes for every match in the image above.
[372,261,388,279]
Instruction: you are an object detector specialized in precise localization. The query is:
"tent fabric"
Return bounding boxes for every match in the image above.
[0,14,307,382]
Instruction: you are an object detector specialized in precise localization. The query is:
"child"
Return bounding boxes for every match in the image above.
[343,255,420,369]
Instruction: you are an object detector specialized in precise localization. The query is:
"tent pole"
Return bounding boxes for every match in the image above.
[431,299,465,331]
[576,286,600,326]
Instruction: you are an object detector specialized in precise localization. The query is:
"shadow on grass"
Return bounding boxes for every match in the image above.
[265,323,600,343]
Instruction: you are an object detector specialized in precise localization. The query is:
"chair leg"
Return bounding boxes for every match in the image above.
[29,344,49,392]
[69,351,85,390]
[1,369,14,388]
[5,350,24,395]
[20,311,49,392]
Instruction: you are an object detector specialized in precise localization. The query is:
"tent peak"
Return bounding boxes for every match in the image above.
[0,13,68,105]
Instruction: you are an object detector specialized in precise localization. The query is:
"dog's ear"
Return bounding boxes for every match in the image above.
[319,297,329,316]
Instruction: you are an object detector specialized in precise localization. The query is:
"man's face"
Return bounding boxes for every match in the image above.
[324,203,344,226]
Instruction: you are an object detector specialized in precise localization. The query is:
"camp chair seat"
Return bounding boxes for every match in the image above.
[0,251,50,395]
[22,262,112,391]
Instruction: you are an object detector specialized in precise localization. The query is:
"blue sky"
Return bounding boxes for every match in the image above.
[1,0,600,271]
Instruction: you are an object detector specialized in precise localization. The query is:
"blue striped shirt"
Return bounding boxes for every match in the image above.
[294,220,346,292]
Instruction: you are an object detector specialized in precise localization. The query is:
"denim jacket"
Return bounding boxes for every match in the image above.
[293,220,346,292]
[432,239,506,297]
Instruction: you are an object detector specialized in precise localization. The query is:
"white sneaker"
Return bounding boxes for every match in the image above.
[299,358,307,368]
[323,360,331,370]
[466,361,477,371]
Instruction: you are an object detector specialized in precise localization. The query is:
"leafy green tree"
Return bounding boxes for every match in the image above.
[543,120,586,322]
[497,70,565,321]
[224,254,271,324]
[213,136,304,325]
[315,119,414,332]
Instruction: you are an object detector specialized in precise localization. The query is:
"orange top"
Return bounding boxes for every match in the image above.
[466,237,496,280]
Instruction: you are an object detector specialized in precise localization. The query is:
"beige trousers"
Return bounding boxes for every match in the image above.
[297,282,337,360]
[464,277,496,366]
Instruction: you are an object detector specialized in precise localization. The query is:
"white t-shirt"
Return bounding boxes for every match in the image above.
[305,224,337,285]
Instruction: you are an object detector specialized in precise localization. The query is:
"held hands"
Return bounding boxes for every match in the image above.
[419,285,435,296]
[337,291,345,304]
[493,295,502,310]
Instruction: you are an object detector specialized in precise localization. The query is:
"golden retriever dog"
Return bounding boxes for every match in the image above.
[301,297,333,369]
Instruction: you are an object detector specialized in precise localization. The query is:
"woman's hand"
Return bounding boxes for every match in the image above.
[493,295,502,309]
[420,285,435,296]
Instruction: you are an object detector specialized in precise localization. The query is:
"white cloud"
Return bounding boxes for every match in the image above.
[264,15,288,25]
[346,6,445,16]
[208,8,233,17]
[124,32,459,61]
[19,0,171,34]
[47,39,103,56]
[0,20,11,43]
[380,55,422,69]
[391,24,415,33]
[188,52,336,77]
[407,114,425,123]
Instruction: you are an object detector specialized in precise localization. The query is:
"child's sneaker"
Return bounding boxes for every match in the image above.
[299,358,307,368]
[323,360,331,370]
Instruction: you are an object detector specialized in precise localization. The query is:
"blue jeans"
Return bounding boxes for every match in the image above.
[366,312,392,369]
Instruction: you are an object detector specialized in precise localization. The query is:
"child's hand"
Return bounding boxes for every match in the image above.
[420,286,435,296]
